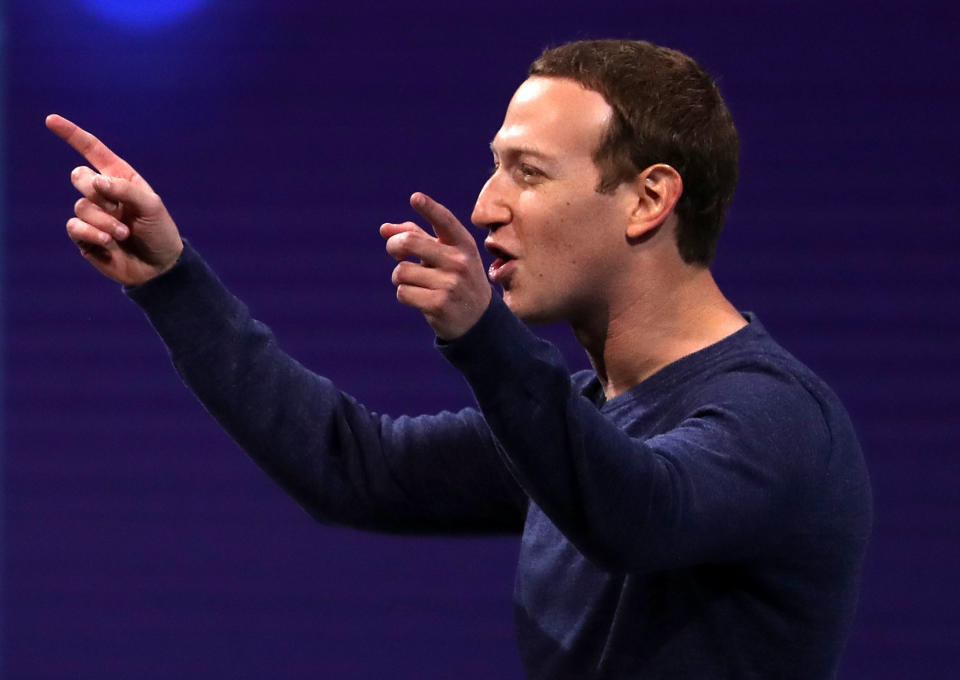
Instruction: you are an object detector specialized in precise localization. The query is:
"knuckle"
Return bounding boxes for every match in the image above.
[433,270,452,291]
[449,253,468,274]
[385,237,404,258]
[397,232,414,248]
[138,189,163,213]
[434,289,451,309]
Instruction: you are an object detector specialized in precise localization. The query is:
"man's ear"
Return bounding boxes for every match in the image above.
[626,164,683,239]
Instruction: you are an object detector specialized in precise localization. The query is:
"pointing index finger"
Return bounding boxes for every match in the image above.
[410,192,472,247]
[45,114,140,182]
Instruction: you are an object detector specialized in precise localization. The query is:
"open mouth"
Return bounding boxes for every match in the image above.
[485,241,517,283]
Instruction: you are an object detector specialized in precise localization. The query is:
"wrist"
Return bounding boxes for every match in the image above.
[154,238,185,277]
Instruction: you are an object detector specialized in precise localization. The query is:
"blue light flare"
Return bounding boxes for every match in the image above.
[79,0,208,29]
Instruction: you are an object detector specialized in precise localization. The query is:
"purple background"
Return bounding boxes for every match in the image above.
[4,0,959,677]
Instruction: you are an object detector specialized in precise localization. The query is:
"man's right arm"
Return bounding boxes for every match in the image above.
[125,243,527,533]
[48,115,527,534]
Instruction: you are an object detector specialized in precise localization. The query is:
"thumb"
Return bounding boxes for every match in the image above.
[93,175,163,216]
[379,221,424,240]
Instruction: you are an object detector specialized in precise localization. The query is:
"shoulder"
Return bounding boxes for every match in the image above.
[690,324,872,537]
[672,324,863,482]
[673,316,844,424]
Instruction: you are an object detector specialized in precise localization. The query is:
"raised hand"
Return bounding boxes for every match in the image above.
[46,114,184,286]
[381,192,492,340]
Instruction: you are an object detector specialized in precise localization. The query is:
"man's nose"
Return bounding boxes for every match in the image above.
[471,174,510,231]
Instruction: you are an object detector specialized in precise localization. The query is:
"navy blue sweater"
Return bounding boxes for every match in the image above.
[127,243,872,679]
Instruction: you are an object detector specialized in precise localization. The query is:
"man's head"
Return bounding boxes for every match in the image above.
[529,39,739,266]
[472,40,739,326]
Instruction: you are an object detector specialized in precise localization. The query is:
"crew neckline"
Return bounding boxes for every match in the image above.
[582,312,763,411]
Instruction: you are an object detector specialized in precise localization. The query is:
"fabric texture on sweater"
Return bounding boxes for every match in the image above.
[127,242,872,679]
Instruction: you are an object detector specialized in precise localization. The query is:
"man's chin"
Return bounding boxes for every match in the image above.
[504,293,556,327]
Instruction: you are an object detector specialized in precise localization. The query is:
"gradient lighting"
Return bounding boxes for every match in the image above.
[80,0,208,28]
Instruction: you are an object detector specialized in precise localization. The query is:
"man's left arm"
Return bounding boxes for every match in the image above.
[440,295,837,572]
[382,196,857,572]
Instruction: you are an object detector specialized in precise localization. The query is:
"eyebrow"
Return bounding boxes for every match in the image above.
[488,141,555,161]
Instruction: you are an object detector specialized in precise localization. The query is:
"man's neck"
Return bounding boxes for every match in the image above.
[573,264,747,402]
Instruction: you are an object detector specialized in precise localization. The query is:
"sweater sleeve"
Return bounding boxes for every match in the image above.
[125,242,527,534]
[440,294,839,572]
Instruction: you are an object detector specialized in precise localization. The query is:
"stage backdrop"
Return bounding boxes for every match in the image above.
[4,0,959,677]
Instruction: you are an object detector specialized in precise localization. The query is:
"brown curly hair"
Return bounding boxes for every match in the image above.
[529,40,739,265]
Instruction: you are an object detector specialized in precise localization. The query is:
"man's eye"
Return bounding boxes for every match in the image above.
[518,165,544,182]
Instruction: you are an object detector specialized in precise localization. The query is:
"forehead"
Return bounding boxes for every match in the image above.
[492,76,613,159]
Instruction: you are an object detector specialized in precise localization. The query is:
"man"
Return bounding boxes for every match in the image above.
[49,40,871,679]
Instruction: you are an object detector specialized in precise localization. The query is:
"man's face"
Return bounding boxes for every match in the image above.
[472,76,636,326]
